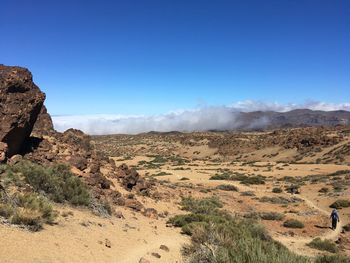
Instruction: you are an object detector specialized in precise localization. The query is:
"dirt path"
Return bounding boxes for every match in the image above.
[274,194,342,256]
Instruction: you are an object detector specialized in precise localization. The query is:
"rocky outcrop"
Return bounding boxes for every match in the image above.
[0,64,152,214]
[32,105,54,136]
[0,65,45,156]
[118,164,149,193]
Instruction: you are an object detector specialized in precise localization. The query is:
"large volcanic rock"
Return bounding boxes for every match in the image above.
[32,105,54,136]
[0,65,45,156]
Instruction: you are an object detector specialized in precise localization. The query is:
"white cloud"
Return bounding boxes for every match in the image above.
[52,100,350,135]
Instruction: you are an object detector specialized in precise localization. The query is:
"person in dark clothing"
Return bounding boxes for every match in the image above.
[330,209,340,230]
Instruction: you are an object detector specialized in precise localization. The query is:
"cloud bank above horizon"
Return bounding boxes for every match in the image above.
[52,100,350,135]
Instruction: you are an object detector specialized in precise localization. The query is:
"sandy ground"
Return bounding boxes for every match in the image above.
[0,206,187,263]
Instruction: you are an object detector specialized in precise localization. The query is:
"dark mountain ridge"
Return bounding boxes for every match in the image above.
[235,109,350,130]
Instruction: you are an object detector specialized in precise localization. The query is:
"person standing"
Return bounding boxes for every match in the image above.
[330,209,340,230]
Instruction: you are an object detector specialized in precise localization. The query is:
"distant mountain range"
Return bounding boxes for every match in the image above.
[235,109,350,130]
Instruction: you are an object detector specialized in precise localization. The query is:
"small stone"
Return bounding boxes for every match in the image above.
[115,211,125,219]
[139,257,150,263]
[151,252,161,258]
[105,238,112,248]
[160,245,170,252]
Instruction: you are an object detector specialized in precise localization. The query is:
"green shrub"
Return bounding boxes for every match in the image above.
[285,184,301,194]
[240,191,255,196]
[272,187,283,193]
[216,184,238,191]
[12,161,91,206]
[307,238,338,253]
[343,223,350,232]
[260,196,300,205]
[151,171,172,177]
[209,172,232,180]
[180,196,223,214]
[169,196,309,263]
[0,203,14,218]
[315,255,350,263]
[210,172,265,185]
[283,219,304,229]
[260,212,285,221]
[0,192,57,231]
[329,199,350,209]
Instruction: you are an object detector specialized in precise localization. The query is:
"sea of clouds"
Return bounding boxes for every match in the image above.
[52,100,350,135]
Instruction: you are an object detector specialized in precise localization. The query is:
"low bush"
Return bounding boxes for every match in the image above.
[151,171,172,177]
[180,196,223,214]
[11,161,91,206]
[330,199,350,209]
[260,212,285,221]
[343,223,350,232]
[0,192,56,231]
[283,219,304,229]
[168,196,309,263]
[272,187,283,193]
[307,238,338,253]
[240,191,255,196]
[216,184,238,191]
[260,196,300,205]
[209,172,232,180]
[315,255,350,263]
[210,172,266,185]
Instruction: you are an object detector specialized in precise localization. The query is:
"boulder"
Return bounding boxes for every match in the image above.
[0,142,7,162]
[0,65,45,156]
[124,199,144,211]
[118,165,149,192]
[68,156,88,171]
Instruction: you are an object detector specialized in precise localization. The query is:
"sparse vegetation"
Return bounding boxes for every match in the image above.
[318,187,329,193]
[314,255,350,263]
[151,171,172,177]
[10,161,91,206]
[260,212,285,221]
[283,219,304,229]
[307,238,338,253]
[343,223,350,232]
[210,171,265,185]
[260,196,301,205]
[329,199,350,209]
[216,184,238,191]
[168,196,309,263]
[0,192,56,231]
[272,187,283,193]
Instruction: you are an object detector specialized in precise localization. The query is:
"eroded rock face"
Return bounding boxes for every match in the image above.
[0,65,45,156]
[32,105,54,136]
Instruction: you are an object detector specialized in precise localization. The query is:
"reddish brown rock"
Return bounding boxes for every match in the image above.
[68,156,88,171]
[143,208,158,219]
[118,165,149,193]
[0,65,45,156]
[0,142,7,162]
[139,258,150,263]
[159,245,170,252]
[32,105,54,136]
[124,199,144,211]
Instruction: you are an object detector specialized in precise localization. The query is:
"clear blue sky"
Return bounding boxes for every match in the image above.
[1,0,349,115]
